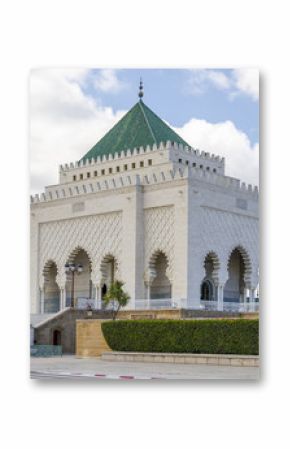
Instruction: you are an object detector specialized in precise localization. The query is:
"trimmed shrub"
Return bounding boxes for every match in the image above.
[101,319,259,355]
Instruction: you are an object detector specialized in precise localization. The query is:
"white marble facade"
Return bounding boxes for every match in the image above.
[30,141,259,313]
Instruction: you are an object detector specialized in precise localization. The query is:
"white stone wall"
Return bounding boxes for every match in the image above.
[30,146,259,313]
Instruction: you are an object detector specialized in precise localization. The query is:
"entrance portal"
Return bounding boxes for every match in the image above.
[201,280,213,300]
[52,329,61,346]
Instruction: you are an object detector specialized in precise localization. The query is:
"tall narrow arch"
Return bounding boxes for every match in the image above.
[42,260,60,313]
[65,247,92,306]
[200,252,220,301]
[200,279,214,301]
[148,250,171,299]
[99,254,118,299]
[224,246,252,302]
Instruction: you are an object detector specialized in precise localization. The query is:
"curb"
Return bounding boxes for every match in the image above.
[30,370,162,380]
[101,352,259,367]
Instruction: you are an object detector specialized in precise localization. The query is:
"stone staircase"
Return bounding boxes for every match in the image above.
[33,308,112,353]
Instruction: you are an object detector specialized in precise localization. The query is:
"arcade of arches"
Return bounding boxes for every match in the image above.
[41,246,257,312]
[200,247,258,309]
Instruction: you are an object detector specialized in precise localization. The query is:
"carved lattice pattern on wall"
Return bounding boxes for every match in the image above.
[39,212,122,287]
[144,206,175,280]
[198,207,259,285]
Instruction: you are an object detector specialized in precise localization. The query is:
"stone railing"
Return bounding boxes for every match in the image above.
[201,300,259,313]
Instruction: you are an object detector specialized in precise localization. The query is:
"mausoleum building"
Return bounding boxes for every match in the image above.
[30,85,259,315]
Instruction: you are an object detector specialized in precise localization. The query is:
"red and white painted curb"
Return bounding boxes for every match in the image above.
[31,371,163,380]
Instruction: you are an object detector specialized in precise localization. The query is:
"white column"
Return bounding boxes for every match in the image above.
[147,284,151,309]
[61,287,66,309]
[217,285,224,311]
[95,284,101,310]
[40,289,44,314]
[243,288,248,311]
[121,178,144,309]
[249,288,256,311]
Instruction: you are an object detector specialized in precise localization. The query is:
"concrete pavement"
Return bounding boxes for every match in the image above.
[30,355,259,380]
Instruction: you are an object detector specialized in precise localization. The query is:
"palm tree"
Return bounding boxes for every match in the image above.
[103,280,130,320]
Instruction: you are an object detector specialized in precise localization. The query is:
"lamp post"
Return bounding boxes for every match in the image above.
[65,262,83,308]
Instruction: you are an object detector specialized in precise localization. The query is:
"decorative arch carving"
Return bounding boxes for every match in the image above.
[40,259,59,289]
[226,245,252,287]
[99,253,120,283]
[145,249,172,285]
[65,246,93,268]
[202,251,221,286]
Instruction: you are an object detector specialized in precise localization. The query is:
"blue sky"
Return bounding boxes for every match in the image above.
[83,68,259,145]
[30,68,259,193]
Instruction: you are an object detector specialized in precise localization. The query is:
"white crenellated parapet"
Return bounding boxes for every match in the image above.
[58,141,225,175]
[31,145,258,204]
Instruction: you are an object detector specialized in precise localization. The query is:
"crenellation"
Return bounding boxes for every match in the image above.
[31,154,258,205]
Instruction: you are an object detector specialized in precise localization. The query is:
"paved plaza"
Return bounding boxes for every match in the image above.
[30,355,259,380]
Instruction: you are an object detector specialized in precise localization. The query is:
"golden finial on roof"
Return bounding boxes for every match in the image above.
[138,77,144,99]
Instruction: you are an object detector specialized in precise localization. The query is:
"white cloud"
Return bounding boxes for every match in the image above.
[174,118,259,186]
[187,68,259,101]
[233,68,259,100]
[207,70,231,89]
[93,69,126,93]
[30,69,258,196]
[187,69,231,95]
[30,69,126,194]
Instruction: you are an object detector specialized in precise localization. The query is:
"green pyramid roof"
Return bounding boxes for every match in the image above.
[81,100,189,161]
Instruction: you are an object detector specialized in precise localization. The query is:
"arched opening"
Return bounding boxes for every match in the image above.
[43,261,60,313]
[52,329,61,346]
[65,248,92,307]
[201,280,214,300]
[200,252,219,301]
[100,255,116,287]
[224,247,249,302]
[99,255,118,305]
[150,252,171,299]
[101,283,107,299]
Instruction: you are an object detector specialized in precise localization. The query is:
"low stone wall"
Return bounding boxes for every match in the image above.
[118,308,182,320]
[76,320,112,357]
[101,351,259,367]
[34,309,112,354]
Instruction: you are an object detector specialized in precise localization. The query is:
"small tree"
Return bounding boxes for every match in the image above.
[103,280,130,320]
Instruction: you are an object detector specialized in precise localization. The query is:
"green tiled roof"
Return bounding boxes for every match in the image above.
[81,100,189,161]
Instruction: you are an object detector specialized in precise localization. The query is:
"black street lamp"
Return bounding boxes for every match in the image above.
[65,262,83,308]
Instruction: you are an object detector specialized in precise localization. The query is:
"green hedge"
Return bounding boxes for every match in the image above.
[101,319,259,355]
